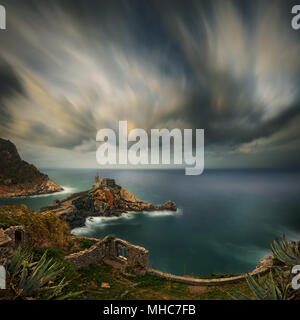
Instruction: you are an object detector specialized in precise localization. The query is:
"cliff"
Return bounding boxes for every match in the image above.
[41,178,176,228]
[0,138,63,198]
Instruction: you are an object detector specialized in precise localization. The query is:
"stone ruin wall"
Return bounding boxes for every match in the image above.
[3,226,31,246]
[0,226,30,264]
[147,264,270,286]
[111,238,149,272]
[65,236,149,273]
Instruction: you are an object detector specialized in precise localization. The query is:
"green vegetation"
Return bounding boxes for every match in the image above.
[58,262,252,300]
[196,273,240,279]
[5,247,81,300]
[271,235,300,267]
[0,205,77,251]
[230,236,300,300]
[106,234,116,240]
[76,238,97,251]
[230,270,293,300]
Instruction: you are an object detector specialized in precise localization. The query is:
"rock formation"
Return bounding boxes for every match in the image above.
[41,176,177,228]
[0,138,63,198]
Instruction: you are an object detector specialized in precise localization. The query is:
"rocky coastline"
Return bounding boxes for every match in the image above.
[41,176,177,228]
[0,178,63,198]
[0,138,63,198]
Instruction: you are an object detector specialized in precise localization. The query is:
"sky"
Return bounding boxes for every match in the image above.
[0,0,300,169]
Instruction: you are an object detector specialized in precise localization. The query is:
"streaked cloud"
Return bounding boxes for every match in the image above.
[0,0,299,168]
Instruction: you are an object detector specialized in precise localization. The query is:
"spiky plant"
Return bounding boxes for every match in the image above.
[229,235,300,300]
[271,235,300,267]
[7,247,33,276]
[6,247,71,299]
[229,269,293,300]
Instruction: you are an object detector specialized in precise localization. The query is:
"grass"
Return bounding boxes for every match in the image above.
[61,261,253,300]
[75,238,98,251]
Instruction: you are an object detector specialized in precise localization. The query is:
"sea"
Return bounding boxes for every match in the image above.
[1,168,300,276]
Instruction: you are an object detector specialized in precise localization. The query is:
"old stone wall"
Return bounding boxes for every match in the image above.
[0,226,30,264]
[65,236,149,273]
[111,238,149,273]
[147,264,270,286]
[4,226,31,246]
[65,240,108,269]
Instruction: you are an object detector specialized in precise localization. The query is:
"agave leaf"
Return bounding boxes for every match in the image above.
[271,236,300,266]
[228,290,251,300]
[246,275,267,299]
[8,248,67,299]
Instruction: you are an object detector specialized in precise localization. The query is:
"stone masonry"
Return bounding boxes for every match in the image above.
[65,236,149,274]
[0,226,29,264]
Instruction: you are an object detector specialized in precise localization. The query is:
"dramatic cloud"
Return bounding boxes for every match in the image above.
[0,0,299,168]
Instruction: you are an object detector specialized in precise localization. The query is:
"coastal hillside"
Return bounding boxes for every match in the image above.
[0,205,252,300]
[0,138,63,198]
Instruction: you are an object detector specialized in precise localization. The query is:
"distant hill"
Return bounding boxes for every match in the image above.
[0,138,63,197]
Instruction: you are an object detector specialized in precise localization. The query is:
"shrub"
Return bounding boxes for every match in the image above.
[106,234,116,240]
[22,210,73,250]
[0,205,75,251]
[76,238,97,251]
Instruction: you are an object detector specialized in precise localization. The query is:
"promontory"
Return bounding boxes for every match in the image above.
[41,175,177,228]
[0,138,63,198]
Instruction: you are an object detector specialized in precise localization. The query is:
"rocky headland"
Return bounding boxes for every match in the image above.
[0,138,63,198]
[41,176,177,228]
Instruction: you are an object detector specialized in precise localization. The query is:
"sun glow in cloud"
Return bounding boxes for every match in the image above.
[0,0,300,168]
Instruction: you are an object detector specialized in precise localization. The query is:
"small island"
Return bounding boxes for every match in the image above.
[41,174,177,228]
[0,138,63,198]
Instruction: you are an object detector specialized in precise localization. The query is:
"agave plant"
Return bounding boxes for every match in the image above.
[7,247,39,276]
[6,247,72,299]
[229,269,293,300]
[271,235,300,267]
[229,235,300,300]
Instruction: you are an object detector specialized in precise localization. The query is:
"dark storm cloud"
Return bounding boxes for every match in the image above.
[0,61,24,128]
[0,0,300,167]
[0,63,23,98]
[155,0,300,148]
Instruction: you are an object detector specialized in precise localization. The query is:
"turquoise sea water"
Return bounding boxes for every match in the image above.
[1,168,300,276]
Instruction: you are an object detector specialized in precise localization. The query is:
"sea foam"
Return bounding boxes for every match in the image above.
[11,186,76,199]
[71,208,182,235]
